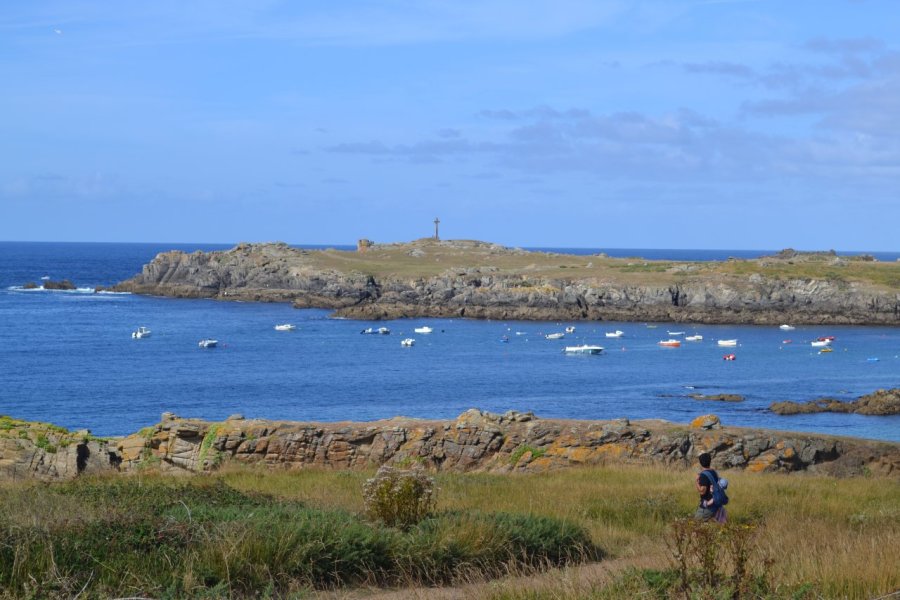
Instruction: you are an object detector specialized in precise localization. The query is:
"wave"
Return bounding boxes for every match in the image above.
[5,285,129,295]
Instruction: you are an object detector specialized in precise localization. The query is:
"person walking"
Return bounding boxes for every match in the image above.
[694,452,727,522]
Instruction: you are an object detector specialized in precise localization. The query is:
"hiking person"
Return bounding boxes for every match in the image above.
[694,452,728,522]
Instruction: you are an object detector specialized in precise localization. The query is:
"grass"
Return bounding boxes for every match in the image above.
[0,464,897,598]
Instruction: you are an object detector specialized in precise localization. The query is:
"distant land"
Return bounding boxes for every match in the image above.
[109,238,900,325]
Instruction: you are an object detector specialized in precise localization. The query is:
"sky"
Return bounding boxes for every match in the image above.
[1,1,899,250]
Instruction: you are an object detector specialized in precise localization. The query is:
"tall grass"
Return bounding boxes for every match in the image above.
[0,464,896,598]
[221,463,900,598]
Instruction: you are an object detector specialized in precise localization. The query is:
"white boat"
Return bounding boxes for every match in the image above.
[274,324,296,331]
[361,327,375,334]
[413,326,433,334]
[779,324,795,331]
[378,327,391,335]
[564,345,603,355]
[658,339,681,347]
[545,332,565,340]
[717,339,738,347]
[131,326,151,339]
[685,334,703,341]
[667,331,685,336]
[605,330,624,338]
[565,326,576,333]
[400,338,415,347]
[198,339,218,348]
[811,340,831,348]
[515,331,527,336]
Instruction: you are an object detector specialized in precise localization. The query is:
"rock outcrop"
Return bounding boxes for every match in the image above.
[108,241,900,325]
[4,411,897,482]
[770,388,900,416]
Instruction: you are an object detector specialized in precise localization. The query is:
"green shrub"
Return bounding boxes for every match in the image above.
[363,466,436,529]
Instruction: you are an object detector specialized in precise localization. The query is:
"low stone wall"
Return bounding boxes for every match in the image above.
[3,411,898,482]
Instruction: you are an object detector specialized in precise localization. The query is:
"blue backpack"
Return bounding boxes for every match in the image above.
[702,469,729,507]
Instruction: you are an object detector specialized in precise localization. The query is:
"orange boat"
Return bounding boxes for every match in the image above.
[658,339,681,347]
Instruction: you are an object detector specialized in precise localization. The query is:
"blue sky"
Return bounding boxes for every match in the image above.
[2,1,898,250]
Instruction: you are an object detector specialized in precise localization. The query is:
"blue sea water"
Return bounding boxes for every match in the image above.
[1,241,898,440]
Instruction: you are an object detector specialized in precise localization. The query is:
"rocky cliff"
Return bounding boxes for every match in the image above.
[3,411,898,482]
[109,241,900,325]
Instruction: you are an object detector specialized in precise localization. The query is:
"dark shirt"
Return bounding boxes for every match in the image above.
[698,470,717,507]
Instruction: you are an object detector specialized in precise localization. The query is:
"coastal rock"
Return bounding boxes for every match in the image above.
[689,394,745,403]
[690,415,722,429]
[770,388,900,416]
[41,279,76,290]
[3,410,899,481]
[108,241,900,325]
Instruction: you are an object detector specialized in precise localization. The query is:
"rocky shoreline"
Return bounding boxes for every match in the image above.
[2,411,898,482]
[106,240,900,325]
[770,388,900,415]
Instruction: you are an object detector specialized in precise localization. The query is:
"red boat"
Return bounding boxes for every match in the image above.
[782,340,792,344]
[817,336,836,342]
[723,354,736,361]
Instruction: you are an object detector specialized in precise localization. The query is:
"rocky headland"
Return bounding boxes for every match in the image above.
[770,388,900,416]
[3,410,898,482]
[107,239,900,325]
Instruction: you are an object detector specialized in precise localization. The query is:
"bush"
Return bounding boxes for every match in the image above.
[666,518,771,599]
[363,466,436,529]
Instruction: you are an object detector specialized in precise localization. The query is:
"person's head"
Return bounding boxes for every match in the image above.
[698,453,711,468]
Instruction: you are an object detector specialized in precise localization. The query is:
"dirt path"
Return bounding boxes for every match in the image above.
[316,554,665,600]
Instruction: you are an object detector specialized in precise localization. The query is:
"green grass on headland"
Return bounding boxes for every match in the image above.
[307,240,900,289]
[0,463,897,599]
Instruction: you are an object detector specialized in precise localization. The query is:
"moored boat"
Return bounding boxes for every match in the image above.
[658,339,681,347]
[198,339,218,349]
[605,330,624,338]
[131,326,151,339]
[545,332,565,340]
[779,324,795,331]
[564,345,603,355]
[717,339,738,347]
[685,334,703,341]
[723,353,736,361]
[378,327,391,335]
[274,324,296,331]
[414,326,433,334]
[565,326,576,333]
[811,340,831,348]
[400,338,415,347]
[667,331,685,336]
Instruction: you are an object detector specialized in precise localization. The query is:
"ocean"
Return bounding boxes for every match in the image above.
[1,241,898,440]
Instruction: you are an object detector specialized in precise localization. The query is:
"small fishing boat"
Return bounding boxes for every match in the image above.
[782,339,793,344]
[605,330,624,338]
[779,324,795,331]
[658,339,681,347]
[717,339,738,347]
[515,331,526,336]
[723,353,736,361]
[274,324,296,331]
[564,345,604,355]
[816,336,836,342]
[400,338,415,347]
[685,334,703,341]
[867,357,880,362]
[378,327,391,335]
[545,333,565,340]
[565,326,576,333]
[811,340,831,348]
[198,339,218,349]
[414,326,433,334]
[819,347,834,354]
[500,335,509,343]
[360,328,375,334]
[667,331,685,336]
[131,326,151,339]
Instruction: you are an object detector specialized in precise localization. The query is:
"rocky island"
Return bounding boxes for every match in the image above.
[109,239,900,325]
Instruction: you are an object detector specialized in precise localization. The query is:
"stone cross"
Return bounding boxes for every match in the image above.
[433,217,440,240]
